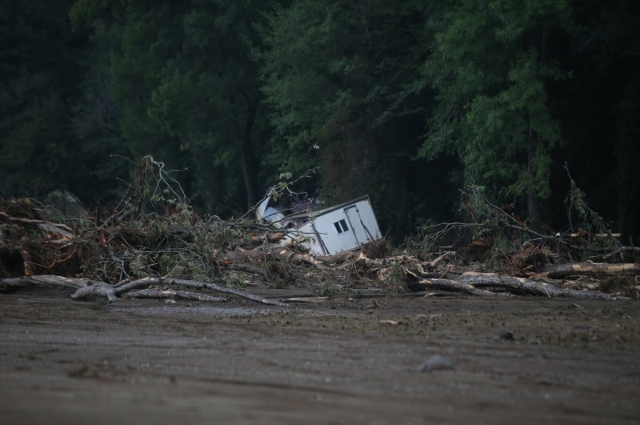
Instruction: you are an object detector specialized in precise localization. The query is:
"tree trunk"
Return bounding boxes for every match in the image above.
[533,263,640,278]
[617,174,640,242]
[238,138,257,210]
[236,89,259,211]
[526,29,545,233]
[527,118,540,232]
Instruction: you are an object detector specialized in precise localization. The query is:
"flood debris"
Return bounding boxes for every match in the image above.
[1,156,638,306]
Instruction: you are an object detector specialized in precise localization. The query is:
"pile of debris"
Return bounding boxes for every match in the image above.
[1,156,638,305]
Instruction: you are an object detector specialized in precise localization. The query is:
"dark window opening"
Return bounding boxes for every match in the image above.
[334,219,349,234]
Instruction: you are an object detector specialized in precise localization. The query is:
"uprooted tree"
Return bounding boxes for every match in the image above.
[1,156,638,304]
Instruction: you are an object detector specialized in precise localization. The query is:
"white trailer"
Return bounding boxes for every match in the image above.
[287,195,382,255]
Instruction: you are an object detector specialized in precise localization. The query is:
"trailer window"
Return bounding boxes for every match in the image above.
[333,219,349,234]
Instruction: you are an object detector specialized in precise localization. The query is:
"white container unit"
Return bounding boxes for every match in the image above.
[288,195,382,255]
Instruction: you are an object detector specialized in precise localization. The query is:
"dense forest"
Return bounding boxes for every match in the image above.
[1,0,639,242]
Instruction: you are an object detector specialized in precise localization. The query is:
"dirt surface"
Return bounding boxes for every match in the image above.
[1,287,639,425]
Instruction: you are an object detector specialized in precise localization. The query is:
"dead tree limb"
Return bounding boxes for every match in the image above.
[0,212,74,233]
[427,251,455,269]
[315,250,360,265]
[0,275,288,307]
[0,275,87,291]
[409,278,502,297]
[123,289,226,302]
[457,272,623,300]
[533,263,640,278]
[109,277,288,306]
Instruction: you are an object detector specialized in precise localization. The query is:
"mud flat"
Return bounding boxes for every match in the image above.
[1,287,639,425]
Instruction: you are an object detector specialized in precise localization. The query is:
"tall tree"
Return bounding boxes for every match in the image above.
[419,0,574,230]
[72,0,271,214]
[257,0,459,236]
[0,0,86,197]
[148,0,270,210]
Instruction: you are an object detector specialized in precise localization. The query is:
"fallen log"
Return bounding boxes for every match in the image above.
[72,277,288,306]
[123,289,226,302]
[0,275,89,291]
[0,275,288,307]
[457,272,623,300]
[409,278,502,297]
[533,263,640,278]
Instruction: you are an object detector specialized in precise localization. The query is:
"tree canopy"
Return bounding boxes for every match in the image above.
[1,0,638,240]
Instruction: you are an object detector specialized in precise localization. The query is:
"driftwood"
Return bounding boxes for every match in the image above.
[123,288,226,302]
[533,263,640,278]
[408,278,502,297]
[456,272,622,300]
[0,275,288,307]
[401,267,623,299]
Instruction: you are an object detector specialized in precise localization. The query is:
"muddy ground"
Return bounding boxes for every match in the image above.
[1,286,639,425]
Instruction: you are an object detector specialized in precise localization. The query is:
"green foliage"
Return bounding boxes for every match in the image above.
[320,282,342,299]
[385,262,407,293]
[351,289,366,299]
[256,0,458,238]
[86,202,245,282]
[223,274,247,290]
[1,0,638,243]
[419,0,574,201]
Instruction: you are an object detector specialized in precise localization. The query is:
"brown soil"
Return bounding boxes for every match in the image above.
[1,287,639,425]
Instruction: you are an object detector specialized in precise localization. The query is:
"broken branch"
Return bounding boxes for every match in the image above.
[533,263,640,278]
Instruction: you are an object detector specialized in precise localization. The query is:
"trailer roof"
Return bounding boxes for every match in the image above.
[285,195,370,220]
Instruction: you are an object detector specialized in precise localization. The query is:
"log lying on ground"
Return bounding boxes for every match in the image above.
[123,288,225,302]
[0,275,119,300]
[533,263,640,278]
[408,278,503,297]
[0,275,288,307]
[456,272,622,300]
[402,267,624,299]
